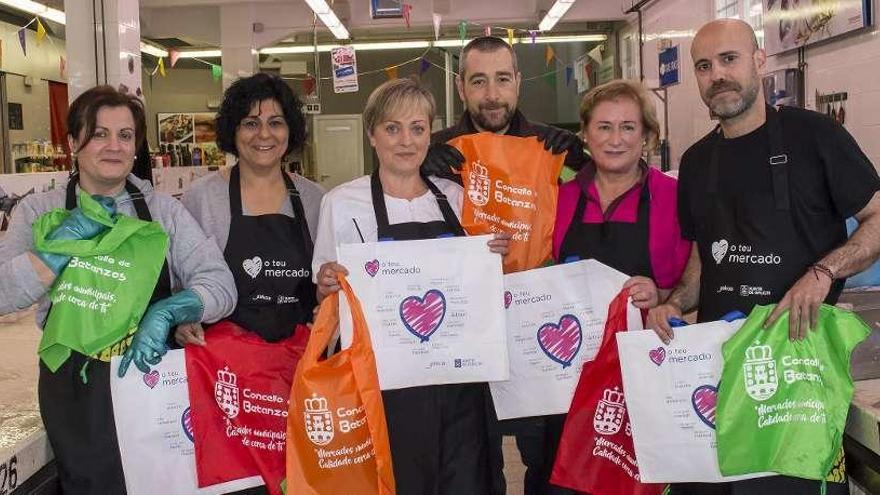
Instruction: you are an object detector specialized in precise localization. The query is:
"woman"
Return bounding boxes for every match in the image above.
[547,79,691,493]
[312,78,510,494]
[0,86,236,494]
[555,79,690,305]
[179,72,323,348]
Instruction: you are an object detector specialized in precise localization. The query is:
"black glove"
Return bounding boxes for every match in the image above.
[420,143,465,182]
[531,125,581,155]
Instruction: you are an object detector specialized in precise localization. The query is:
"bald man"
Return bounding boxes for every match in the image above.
[647,19,880,494]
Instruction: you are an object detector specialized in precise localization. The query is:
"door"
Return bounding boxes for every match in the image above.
[312,114,364,190]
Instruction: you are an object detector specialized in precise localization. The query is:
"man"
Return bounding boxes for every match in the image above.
[423,36,586,180]
[423,36,586,495]
[647,19,880,495]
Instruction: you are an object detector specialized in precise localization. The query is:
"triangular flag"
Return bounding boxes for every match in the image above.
[543,70,556,87]
[59,56,66,77]
[432,13,442,40]
[545,46,555,66]
[507,28,514,46]
[158,57,166,77]
[302,76,316,95]
[484,25,492,36]
[529,30,538,44]
[17,29,26,56]
[36,19,46,45]
[385,66,398,80]
[565,66,573,86]
[402,4,412,29]
[459,21,467,43]
[588,44,604,64]
[211,64,222,82]
[169,48,181,68]
[419,58,431,75]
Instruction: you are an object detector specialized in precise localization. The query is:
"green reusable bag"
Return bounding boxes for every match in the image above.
[716,304,869,480]
[33,192,169,372]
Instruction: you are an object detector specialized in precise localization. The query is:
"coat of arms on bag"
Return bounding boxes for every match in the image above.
[743,342,778,401]
[214,366,240,418]
[304,394,335,446]
[466,161,491,207]
[593,387,626,435]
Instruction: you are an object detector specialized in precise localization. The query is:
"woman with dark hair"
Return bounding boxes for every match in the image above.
[0,85,236,494]
[179,72,322,352]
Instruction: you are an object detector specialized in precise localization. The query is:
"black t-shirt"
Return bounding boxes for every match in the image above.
[679,106,880,269]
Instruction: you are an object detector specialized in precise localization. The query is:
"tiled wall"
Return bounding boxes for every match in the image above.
[619,0,880,170]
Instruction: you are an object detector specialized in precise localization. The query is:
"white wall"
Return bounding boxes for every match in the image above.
[619,0,880,170]
[0,20,67,152]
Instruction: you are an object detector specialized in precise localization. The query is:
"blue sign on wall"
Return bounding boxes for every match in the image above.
[659,46,680,88]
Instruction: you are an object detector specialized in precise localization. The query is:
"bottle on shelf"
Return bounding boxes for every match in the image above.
[191,145,203,167]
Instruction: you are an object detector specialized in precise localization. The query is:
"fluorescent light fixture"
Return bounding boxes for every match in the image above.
[139,41,168,58]
[177,49,223,58]
[302,0,350,39]
[538,0,576,32]
[0,0,65,24]
[260,34,606,55]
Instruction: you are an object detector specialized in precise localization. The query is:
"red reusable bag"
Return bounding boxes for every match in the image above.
[186,321,309,495]
[550,289,665,495]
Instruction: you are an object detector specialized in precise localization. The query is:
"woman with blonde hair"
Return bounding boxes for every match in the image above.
[313,77,510,494]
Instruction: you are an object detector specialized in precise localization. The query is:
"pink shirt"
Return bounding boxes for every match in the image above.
[552,167,691,289]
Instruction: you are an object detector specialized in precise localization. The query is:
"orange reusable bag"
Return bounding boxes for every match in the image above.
[448,133,564,273]
[286,275,395,495]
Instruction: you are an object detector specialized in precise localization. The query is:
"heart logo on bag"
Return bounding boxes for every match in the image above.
[537,314,583,368]
[649,347,666,366]
[243,256,263,279]
[504,291,513,309]
[691,384,718,429]
[400,289,446,343]
[181,407,194,442]
[711,239,729,265]
[143,369,160,389]
[365,259,380,277]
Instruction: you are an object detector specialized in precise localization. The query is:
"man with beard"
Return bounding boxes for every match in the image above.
[425,36,586,181]
[647,18,880,495]
[424,36,585,495]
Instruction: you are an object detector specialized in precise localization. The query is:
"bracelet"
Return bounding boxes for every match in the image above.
[810,263,835,281]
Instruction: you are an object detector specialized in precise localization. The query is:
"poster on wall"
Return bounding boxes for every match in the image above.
[370,0,403,19]
[157,112,224,166]
[763,0,872,55]
[658,46,680,88]
[331,46,359,94]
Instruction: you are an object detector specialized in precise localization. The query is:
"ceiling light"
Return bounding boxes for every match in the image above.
[302,0,350,40]
[259,34,606,55]
[538,0,576,32]
[177,49,223,58]
[0,0,65,24]
[139,42,168,58]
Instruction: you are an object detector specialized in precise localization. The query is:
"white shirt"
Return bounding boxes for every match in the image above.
[312,175,464,280]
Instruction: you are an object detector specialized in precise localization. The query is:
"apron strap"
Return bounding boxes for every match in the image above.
[370,170,393,233]
[421,173,466,237]
[281,169,315,262]
[228,164,244,217]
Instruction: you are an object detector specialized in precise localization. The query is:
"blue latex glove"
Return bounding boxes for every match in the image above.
[118,289,204,377]
[36,195,117,274]
[668,317,689,328]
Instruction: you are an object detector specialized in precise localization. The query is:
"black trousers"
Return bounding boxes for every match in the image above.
[38,353,127,495]
[486,406,574,495]
[669,476,849,495]
[383,383,491,495]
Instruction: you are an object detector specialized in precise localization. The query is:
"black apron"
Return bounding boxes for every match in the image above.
[38,175,172,495]
[370,171,490,494]
[558,177,655,279]
[676,109,847,495]
[695,107,843,323]
[223,165,317,342]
